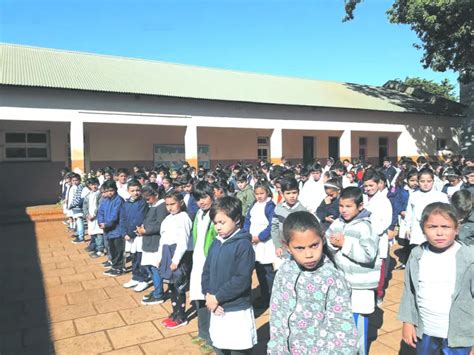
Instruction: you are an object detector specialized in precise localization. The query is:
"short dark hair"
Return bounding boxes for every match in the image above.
[127,179,142,189]
[308,163,322,173]
[210,196,242,224]
[86,177,99,186]
[340,186,364,206]
[280,178,299,192]
[254,180,272,196]
[362,168,382,183]
[102,180,117,191]
[192,181,214,200]
[418,167,434,179]
[283,211,323,244]
[451,189,473,221]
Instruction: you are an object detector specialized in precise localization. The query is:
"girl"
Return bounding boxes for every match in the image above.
[399,202,474,354]
[316,177,342,230]
[202,196,257,354]
[138,184,169,305]
[451,189,474,246]
[242,181,276,308]
[268,211,357,354]
[157,191,193,329]
[405,168,448,246]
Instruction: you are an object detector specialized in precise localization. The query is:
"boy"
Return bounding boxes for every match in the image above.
[83,178,104,256]
[326,186,381,355]
[271,178,308,259]
[189,181,217,353]
[119,180,149,291]
[236,173,255,216]
[115,168,130,200]
[97,180,125,276]
[299,162,325,214]
[398,202,474,354]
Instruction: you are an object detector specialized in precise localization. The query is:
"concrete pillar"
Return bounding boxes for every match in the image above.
[340,129,351,161]
[185,124,198,169]
[70,118,85,174]
[270,127,283,165]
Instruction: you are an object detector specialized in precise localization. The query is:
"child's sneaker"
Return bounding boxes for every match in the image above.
[160,316,175,326]
[133,281,149,292]
[102,261,112,268]
[71,237,84,244]
[191,335,206,345]
[164,318,188,329]
[200,344,214,354]
[123,279,139,288]
[141,295,164,305]
[103,268,123,277]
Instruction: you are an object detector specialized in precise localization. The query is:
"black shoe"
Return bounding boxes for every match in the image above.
[141,295,164,305]
[72,237,84,244]
[102,261,112,268]
[103,268,123,277]
[395,264,406,270]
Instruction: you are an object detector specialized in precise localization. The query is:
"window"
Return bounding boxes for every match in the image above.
[437,138,447,150]
[257,136,270,162]
[4,131,50,161]
[379,137,389,166]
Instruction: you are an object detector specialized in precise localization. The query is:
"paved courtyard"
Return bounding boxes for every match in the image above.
[0,212,409,354]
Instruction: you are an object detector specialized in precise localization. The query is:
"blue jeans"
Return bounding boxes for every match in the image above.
[75,217,84,241]
[148,266,163,298]
[417,334,471,355]
[131,252,149,282]
[353,313,368,355]
[90,234,104,252]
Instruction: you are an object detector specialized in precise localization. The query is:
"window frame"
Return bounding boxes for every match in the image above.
[3,130,51,162]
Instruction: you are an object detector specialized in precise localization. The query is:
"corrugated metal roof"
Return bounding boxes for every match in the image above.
[0,43,462,115]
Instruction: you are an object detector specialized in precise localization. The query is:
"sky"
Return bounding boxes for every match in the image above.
[0,0,459,94]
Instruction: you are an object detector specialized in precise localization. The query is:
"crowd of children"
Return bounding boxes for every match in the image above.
[58,155,474,354]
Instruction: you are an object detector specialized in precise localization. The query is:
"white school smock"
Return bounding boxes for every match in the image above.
[189,209,211,301]
[405,190,449,245]
[87,192,103,235]
[363,190,392,259]
[249,199,275,264]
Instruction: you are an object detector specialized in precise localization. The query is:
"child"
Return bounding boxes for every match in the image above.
[83,178,104,257]
[157,191,193,329]
[68,173,87,244]
[405,168,449,246]
[97,180,125,276]
[189,181,217,352]
[326,186,381,355]
[115,168,130,200]
[268,211,357,354]
[398,202,474,354]
[119,180,149,291]
[139,184,169,305]
[236,173,255,216]
[271,178,308,260]
[316,177,342,230]
[451,189,474,246]
[300,163,325,214]
[242,181,276,308]
[441,167,464,200]
[362,169,393,305]
[202,196,257,354]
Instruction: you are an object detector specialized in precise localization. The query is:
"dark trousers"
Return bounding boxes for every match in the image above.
[255,262,275,304]
[109,237,125,270]
[195,300,211,344]
[131,252,148,282]
[170,283,186,321]
[417,334,471,355]
[214,348,252,355]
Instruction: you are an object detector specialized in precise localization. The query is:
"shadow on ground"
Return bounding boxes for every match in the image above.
[0,214,53,354]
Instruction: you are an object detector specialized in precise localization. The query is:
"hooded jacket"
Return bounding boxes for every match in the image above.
[268,256,357,354]
[201,229,255,312]
[326,209,381,290]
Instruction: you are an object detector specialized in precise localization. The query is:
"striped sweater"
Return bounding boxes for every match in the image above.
[326,209,381,290]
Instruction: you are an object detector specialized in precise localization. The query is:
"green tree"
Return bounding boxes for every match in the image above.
[395,76,458,101]
[343,0,474,83]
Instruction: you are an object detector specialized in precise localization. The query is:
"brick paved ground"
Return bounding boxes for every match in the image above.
[0,214,410,354]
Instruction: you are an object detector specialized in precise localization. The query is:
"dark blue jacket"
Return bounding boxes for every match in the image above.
[97,193,124,239]
[387,186,409,230]
[201,229,255,312]
[185,193,199,221]
[243,199,275,242]
[316,197,340,231]
[119,198,148,238]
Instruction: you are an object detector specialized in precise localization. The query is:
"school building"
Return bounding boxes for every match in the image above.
[0,43,466,208]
